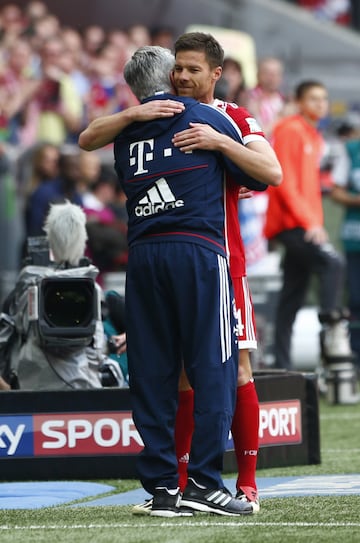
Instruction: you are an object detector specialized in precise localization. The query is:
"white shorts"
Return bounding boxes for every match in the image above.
[233,275,257,350]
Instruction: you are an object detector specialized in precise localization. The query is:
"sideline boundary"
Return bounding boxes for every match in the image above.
[1,474,359,510]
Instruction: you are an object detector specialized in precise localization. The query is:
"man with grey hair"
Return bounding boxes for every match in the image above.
[97,45,266,518]
[123,46,175,101]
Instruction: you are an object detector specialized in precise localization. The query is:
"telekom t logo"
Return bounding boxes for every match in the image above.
[129,139,174,176]
[129,139,154,175]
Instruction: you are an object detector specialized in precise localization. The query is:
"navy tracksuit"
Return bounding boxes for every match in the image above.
[114,93,265,493]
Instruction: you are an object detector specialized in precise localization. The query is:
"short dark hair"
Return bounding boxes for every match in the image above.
[174,32,224,69]
[295,80,326,100]
[90,165,118,192]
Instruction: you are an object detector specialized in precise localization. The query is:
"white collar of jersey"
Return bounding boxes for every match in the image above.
[212,98,225,109]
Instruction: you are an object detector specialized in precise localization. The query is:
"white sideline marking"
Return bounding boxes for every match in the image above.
[1,521,360,530]
[320,414,360,420]
[324,449,360,453]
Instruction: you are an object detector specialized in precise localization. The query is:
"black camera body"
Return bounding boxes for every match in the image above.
[1,234,104,390]
[36,276,98,348]
[20,236,101,349]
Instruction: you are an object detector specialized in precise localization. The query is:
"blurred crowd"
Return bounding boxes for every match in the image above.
[287,0,358,28]
[0,0,358,376]
[0,2,290,269]
[0,1,359,294]
[0,1,178,148]
[0,1,178,285]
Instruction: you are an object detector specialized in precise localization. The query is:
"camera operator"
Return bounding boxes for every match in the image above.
[0,376,10,390]
[1,201,129,390]
[108,333,126,355]
[100,289,128,388]
[1,203,101,390]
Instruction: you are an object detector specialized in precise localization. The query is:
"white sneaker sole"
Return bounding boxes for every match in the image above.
[150,509,183,517]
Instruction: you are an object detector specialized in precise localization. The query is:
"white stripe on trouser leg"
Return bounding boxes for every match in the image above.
[218,255,232,363]
[242,276,256,344]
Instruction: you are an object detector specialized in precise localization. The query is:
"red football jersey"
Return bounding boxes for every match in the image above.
[213,99,266,278]
[214,100,266,348]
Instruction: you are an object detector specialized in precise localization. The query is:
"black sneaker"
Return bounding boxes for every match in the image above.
[150,487,193,517]
[181,478,253,516]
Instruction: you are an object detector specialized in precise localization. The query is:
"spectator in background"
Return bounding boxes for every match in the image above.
[0,3,25,47]
[34,35,83,144]
[29,12,61,65]
[297,0,351,26]
[264,80,350,370]
[83,165,128,282]
[22,141,60,199]
[81,24,106,69]
[105,30,139,113]
[23,1,48,27]
[247,56,286,140]
[21,2,49,48]
[0,37,40,146]
[238,56,287,272]
[107,28,130,50]
[127,24,151,50]
[107,29,132,73]
[25,149,83,237]
[61,27,91,102]
[150,25,175,49]
[330,124,360,366]
[21,142,60,255]
[0,142,21,274]
[111,183,128,225]
[78,149,101,194]
[219,57,248,107]
[85,42,138,125]
[319,118,355,193]
[86,45,119,120]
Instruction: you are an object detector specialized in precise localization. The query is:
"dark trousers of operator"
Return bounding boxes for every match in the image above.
[125,241,238,495]
[346,251,360,365]
[273,228,345,370]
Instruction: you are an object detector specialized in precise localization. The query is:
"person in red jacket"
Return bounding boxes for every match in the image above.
[264,80,350,371]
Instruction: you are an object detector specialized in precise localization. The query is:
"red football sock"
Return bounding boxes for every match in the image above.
[231,380,259,496]
[175,388,194,492]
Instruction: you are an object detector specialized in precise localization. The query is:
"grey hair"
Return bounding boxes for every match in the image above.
[124,46,175,101]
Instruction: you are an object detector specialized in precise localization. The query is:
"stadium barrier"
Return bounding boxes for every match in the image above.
[0,370,320,480]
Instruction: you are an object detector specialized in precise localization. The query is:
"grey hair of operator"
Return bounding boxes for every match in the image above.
[124,45,175,102]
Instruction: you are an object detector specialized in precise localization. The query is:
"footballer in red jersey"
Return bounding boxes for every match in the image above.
[171,32,281,512]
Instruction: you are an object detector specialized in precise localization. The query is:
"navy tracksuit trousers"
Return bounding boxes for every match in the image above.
[125,241,238,494]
